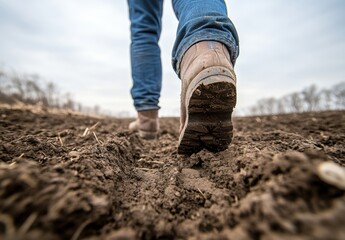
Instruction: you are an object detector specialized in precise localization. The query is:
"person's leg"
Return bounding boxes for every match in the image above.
[127,0,163,139]
[171,0,239,154]
[172,0,239,75]
[128,0,163,111]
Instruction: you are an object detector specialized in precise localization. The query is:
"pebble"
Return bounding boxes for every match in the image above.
[317,161,345,190]
[68,151,80,160]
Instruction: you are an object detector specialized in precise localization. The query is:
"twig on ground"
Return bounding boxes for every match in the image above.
[18,212,38,236]
[138,159,164,165]
[71,219,92,240]
[136,167,157,172]
[197,188,207,200]
[82,122,100,137]
[89,122,100,131]
[93,132,102,145]
[82,128,89,137]
[9,162,16,166]
[150,160,164,165]
[58,133,64,146]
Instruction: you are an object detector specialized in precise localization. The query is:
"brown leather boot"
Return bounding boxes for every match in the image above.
[129,110,159,139]
[178,41,237,155]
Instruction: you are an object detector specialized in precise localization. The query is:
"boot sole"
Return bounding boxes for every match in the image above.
[178,68,236,155]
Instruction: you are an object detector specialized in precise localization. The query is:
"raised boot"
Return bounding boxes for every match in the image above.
[129,110,159,139]
[178,41,237,155]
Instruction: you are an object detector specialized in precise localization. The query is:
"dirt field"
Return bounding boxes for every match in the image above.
[0,107,344,240]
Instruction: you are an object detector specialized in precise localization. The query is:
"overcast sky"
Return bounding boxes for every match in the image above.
[0,0,344,116]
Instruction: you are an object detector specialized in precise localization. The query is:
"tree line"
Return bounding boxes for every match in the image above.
[246,82,345,116]
[2,67,344,117]
[0,67,102,115]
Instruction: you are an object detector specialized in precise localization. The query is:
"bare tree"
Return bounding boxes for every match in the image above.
[320,89,333,110]
[46,82,59,107]
[302,85,320,111]
[265,97,277,114]
[0,69,6,92]
[253,98,278,115]
[289,92,304,112]
[276,97,287,114]
[332,82,345,109]
[93,105,100,115]
[61,93,75,110]
[244,82,345,116]
[0,68,101,114]
[256,99,267,115]
[248,105,259,116]
[10,73,25,99]
[24,78,43,103]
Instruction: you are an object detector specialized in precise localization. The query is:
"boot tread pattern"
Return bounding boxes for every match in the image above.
[178,81,236,155]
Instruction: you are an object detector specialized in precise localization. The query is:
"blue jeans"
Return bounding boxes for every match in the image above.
[128,0,239,111]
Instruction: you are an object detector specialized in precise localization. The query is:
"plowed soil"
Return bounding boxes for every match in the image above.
[0,108,344,240]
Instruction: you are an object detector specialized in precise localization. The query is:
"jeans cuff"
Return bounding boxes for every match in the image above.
[135,105,161,111]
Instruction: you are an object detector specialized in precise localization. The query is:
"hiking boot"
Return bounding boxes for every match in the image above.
[129,110,159,139]
[178,41,237,155]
